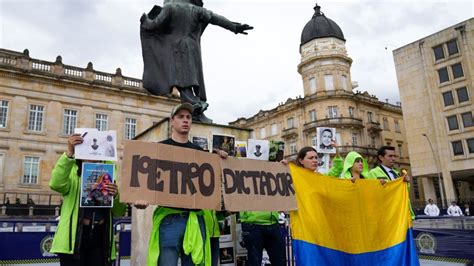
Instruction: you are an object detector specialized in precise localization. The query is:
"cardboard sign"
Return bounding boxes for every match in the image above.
[121,141,297,211]
[121,141,222,210]
[220,156,297,211]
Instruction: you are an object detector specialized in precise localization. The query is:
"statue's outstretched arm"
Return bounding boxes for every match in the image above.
[207,10,253,35]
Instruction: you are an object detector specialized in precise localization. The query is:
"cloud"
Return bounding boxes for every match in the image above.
[1,0,472,125]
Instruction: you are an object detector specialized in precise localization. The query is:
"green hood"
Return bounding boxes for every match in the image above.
[340,151,370,179]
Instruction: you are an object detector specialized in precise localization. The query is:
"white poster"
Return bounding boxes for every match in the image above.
[247,139,269,161]
[74,129,118,161]
[316,127,336,154]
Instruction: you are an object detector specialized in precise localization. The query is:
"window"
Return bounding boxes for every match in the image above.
[437,68,449,83]
[398,144,403,157]
[28,105,44,132]
[0,100,9,128]
[457,87,469,103]
[309,110,316,122]
[22,156,39,184]
[442,91,454,106]
[309,77,317,93]
[311,137,317,146]
[287,117,294,129]
[394,120,401,133]
[289,142,297,155]
[328,106,338,118]
[452,63,464,79]
[124,117,137,140]
[351,133,358,146]
[95,114,108,131]
[367,112,373,122]
[260,127,266,138]
[446,39,459,56]
[433,45,445,61]
[467,138,474,154]
[383,117,389,130]
[341,75,348,90]
[335,133,342,146]
[451,140,464,156]
[0,153,4,185]
[271,123,278,136]
[447,115,459,130]
[461,112,473,128]
[324,75,334,90]
[63,109,77,135]
[348,107,354,118]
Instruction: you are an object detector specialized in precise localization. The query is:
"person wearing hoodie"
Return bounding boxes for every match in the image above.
[338,151,370,181]
[49,133,126,266]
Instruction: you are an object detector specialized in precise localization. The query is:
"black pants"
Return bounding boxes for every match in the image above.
[59,224,111,266]
[241,223,286,266]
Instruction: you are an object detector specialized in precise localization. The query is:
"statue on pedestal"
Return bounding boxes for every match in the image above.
[140,0,253,123]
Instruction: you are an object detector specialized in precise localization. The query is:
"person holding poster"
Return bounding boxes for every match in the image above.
[142,103,228,266]
[48,134,126,266]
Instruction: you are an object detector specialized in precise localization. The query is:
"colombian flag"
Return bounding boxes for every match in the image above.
[289,164,419,266]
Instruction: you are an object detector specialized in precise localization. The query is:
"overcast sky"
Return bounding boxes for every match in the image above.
[1,0,472,124]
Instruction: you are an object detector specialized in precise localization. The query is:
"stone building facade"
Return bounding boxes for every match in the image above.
[230,5,412,197]
[393,18,474,205]
[0,48,179,205]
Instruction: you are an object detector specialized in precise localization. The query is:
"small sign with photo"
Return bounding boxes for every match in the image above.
[234,141,247,158]
[80,163,115,208]
[247,139,269,161]
[269,140,285,162]
[212,134,235,156]
[316,127,336,154]
[74,128,118,161]
[192,136,209,151]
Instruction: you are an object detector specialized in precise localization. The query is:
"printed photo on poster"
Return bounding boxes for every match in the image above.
[212,134,235,156]
[192,136,209,151]
[247,139,269,161]
[315,153,331,174]
[74,129,118,161]
[219,246,235,264]
[269,140,285,162]
[234,141,247,158]
[316,127,336,154]
[80,163,115,208]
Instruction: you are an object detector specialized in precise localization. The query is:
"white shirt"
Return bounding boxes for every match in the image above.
[380,164,397,180]
[447,205,464,216]
[424,203,440,216]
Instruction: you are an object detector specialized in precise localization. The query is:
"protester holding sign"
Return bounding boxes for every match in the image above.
[48,134,125,266]
[143,103,228,266]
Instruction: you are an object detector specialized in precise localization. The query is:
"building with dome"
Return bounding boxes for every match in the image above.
[230,4,416,200]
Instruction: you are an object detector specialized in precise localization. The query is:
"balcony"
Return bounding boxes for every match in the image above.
[337,145,378,158]
[366,121,382,134]
[281,127,298,139]
[303,117,364,132]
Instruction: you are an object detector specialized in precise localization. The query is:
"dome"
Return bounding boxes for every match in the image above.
[301,4,345,46]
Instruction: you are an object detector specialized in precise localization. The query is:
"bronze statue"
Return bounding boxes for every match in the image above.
[140,0,253,123]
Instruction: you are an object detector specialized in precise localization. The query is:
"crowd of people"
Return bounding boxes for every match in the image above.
[48,103,472,266]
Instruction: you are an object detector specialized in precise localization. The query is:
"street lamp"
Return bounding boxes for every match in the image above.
[422,134,446,208]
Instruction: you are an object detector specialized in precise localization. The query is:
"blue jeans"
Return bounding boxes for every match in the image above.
[158,213,206,266]
[241,223,286,266]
